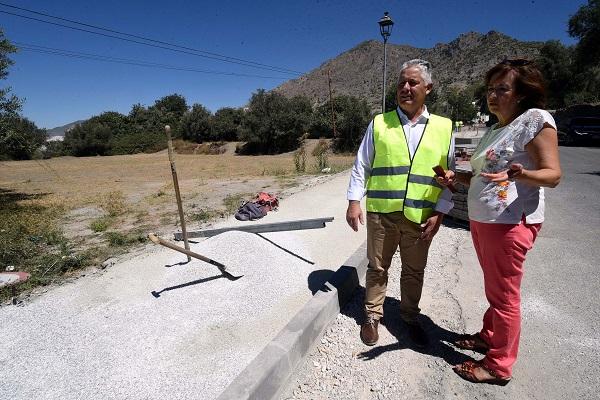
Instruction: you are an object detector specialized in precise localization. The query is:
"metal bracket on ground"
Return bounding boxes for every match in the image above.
[174,217,334,240]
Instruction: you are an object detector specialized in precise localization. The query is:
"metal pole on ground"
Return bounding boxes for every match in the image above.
[165,125,191,262]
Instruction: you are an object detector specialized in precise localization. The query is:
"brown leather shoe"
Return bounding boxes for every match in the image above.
[360,315,379,346]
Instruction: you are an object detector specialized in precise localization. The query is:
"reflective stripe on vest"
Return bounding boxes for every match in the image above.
[366,110,452,223]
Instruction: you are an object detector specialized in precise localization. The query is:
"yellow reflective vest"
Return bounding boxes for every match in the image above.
[366,110,452,224]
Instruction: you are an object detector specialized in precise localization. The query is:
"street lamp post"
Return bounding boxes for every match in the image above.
[378,11,394,113]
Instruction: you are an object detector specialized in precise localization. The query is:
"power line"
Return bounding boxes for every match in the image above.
[0,4,303,76]
[0,2,303,75]
[15,41,291,79]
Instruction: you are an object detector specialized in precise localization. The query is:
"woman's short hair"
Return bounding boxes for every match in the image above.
[485,59,547,111]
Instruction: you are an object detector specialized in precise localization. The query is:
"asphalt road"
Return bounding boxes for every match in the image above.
[455,145,600,399]
[284,146,599,400]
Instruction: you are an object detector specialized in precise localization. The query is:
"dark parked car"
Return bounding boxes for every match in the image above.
[564,117,600,145]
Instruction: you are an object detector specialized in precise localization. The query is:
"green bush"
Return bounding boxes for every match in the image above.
[90,216,112,232]
[105,231,145,247]
[240,90,312,154]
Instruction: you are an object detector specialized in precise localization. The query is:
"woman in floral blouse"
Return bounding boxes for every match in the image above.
[437,59,562,385]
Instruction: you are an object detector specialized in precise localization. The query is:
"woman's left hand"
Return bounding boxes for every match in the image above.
[480,163,524,182]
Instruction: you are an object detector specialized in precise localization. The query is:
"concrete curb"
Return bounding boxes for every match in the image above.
[217,241,368,400]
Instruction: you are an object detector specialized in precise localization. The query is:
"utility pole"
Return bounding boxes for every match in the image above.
[327,69,337,138]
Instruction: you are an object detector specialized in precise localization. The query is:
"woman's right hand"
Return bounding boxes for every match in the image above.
[435,169,456,187]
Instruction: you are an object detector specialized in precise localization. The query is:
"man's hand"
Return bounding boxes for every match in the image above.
[346,201,364,232]
[420,213,443,241]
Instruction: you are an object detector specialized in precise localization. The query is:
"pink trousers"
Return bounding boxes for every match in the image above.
[470,219,541,378]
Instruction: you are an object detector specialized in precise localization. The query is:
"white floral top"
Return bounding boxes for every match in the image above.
[468,108,556,224]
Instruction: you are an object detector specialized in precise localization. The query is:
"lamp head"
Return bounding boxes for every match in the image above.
[378,11,394,39]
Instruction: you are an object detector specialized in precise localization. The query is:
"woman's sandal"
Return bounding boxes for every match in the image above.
[453,360,511,386]
[454,332,489,354]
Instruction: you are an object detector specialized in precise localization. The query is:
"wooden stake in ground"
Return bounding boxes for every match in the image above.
[165,125,191,262]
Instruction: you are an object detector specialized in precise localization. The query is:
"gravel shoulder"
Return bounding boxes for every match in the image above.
[281,207,599,400]
[0,171,366,400]
[281,223,477,400]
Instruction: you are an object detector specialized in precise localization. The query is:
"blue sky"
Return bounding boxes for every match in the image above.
[0,0,587,129]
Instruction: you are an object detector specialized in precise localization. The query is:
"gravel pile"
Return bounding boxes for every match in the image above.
[0,231,318,400]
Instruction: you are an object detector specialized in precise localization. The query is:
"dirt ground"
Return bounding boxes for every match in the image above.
[0,142,354,291]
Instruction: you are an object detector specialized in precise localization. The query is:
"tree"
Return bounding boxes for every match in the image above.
[564,68,600,105]
[212,107,244,141]
[288,94,313,139]
[0,29,19,116]
[330,95,372,153]
[151,94,188,117]
[568,0,600,69]
[0,115,46,160]
[309,101,335,139]
[181,104,212,143]
[240,90,312,154]
[566,0,600,104]
[444,88,478,124]
[384,84,397,113]
[88,111,131,137]
[147,94,189,137]
[128,103,150,129]
[536,41,573,109]
[0,29,41,160]
[63,121,112,156]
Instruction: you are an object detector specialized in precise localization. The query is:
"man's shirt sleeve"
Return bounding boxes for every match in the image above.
[434,130,456,214]
[347,120,374,201]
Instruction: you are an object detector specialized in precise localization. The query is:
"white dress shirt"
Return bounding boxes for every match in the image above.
[347,106,455,214]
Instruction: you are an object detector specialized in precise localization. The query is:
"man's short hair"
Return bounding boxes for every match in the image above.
[400,59,433,85]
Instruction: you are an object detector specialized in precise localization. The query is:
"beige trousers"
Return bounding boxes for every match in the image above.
[365,211,431,323]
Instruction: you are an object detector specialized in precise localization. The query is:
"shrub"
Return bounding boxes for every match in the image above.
[90,216,112,232]
[313,139,330,172]
[100,191,127,217]
[105,231,145,247]
[293,143,307,173]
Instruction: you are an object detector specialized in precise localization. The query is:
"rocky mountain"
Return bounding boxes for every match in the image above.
[275,31,543,111]
[46,120,86,141]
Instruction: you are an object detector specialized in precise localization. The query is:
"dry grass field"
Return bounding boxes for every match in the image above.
[0,142,354,300]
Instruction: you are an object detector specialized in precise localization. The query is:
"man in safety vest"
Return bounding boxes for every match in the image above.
[346,59,455,348]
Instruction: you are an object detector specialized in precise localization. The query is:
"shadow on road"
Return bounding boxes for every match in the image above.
[151,274,227,298]
[341,287,472,366]
[308,269,336,294]
[581,170,600,176]
[442,217,470,231]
